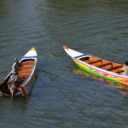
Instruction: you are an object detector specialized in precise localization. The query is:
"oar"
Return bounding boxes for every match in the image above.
[10,89,14,103]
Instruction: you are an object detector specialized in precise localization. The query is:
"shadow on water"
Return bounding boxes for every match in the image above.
[0,97,28,119]
[73,68,128,95]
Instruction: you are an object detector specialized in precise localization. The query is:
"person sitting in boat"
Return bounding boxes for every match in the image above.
[7,72,18,94]
[12,58,21,75]
[122,61,128,75]
[7,58,21,93]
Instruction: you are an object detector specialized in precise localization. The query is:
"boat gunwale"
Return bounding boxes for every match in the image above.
[74,57,128,79]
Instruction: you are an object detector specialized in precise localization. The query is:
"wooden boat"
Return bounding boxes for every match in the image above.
[0,48,37,96]
[63,46,128,87]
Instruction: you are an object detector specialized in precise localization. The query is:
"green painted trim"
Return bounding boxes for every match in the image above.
[73,60,128,86]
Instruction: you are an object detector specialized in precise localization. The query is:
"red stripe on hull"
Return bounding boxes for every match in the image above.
[22,73,35,96]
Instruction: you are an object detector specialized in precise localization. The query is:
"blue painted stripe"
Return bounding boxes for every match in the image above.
[22,56,37,58]
[2,92,8,96]
[75,54,84,58]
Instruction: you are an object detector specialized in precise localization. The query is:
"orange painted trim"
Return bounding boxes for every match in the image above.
[63,46,69,50]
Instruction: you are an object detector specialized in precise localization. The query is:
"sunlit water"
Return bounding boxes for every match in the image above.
[0,0,128,128]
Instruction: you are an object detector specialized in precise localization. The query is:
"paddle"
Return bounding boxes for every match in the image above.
[10,90,14,103]
[9,86,15,103]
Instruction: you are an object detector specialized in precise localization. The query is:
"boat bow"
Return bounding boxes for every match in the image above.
[63,46,84,58]
[22,47,37,59]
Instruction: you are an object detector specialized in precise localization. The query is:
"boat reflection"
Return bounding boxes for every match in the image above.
[73,68,128,95]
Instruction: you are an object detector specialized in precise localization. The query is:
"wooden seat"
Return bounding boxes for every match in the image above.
[85,57,99,63]
[20,65,33,68]
[98,62,112,68]
[108,65,122,71]
[19,66,33,70]
[19,73,29,78]
[19,70,32,74]
[89,59,102,64]
[18,70,32,78]
[22,63,34,67]
[22,61,34,65]
[20,60,34,70]
[116,70,123,73]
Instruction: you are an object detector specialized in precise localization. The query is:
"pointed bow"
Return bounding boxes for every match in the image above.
[22,47,37,59]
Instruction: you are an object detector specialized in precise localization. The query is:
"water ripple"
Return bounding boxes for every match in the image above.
[0,0,128,128]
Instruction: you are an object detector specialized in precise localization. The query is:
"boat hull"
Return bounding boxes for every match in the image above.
[73,58,128,87]
[0,47,37,96]
[0,68,36,96]
[19,72,35,96]
[63,46,128,87]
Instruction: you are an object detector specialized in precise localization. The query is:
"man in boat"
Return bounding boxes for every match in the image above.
[12,58,21,75]
[7,72,18,95]
[7,58,21,94]
[122,61,128,75]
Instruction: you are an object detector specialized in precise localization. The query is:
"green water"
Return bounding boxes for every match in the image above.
[0,0,128,128]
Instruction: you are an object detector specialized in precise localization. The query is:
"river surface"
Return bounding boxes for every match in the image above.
[0,0,128,128]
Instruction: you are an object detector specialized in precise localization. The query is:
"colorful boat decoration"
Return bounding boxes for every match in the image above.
[63,46,128,87]
[0,47,37,96]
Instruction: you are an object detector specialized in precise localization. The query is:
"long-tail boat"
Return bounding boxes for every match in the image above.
[0,47,37,96]
[63,46,128,87]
